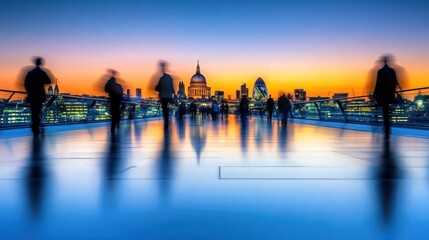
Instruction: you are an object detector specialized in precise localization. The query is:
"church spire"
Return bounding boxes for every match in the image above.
[196,60,200,74]
[54,78,59,94]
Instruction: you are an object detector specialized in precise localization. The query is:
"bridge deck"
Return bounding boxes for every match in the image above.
[1,116,428,239]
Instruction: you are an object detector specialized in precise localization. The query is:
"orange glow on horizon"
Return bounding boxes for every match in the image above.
[1,59,428,99]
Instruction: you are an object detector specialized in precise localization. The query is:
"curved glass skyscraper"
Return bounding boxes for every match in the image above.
[252,77,268,102]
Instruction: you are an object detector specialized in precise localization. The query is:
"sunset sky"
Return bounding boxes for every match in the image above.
[1,0,428,98]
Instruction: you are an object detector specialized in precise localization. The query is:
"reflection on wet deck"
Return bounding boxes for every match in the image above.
[1,116,429,239]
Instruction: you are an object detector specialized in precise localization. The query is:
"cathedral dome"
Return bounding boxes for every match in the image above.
[190,60,207,85]
[190,73,206,84]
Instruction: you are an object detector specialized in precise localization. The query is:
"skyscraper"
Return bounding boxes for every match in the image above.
[294,89,307,101]
[214,91,224,101]
[54,84,59,94]
[252,77,268,102]
[178,81,186,99]
[54,79,60,94]
[136,88,142,98]
[240,83,249,98]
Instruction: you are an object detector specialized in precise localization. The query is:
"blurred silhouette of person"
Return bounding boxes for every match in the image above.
[24,57,52,135]
[220,101,227,119]
[155,61,175,130]
[25,136,47,220]
[278,93,291,126]
[190,101,197,118]
[266,94,274,122]
[200,105,206,117]
[211,100,220,120]
[178,101,186,120]
[104,69,124,133]
[239,95,249,123]
[373,55,401,139]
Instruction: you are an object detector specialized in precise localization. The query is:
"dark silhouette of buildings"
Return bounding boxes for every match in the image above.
[136,88,142,99]
[177,81,186,99]
[294,89,307,101]
[236,90,240,100]
[240,83,249,98]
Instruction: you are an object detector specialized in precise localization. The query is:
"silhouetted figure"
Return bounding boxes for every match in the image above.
[178,102,186,120]
[266,95,274,122]
[211,101,220,120]
[277,93,291,126]
[104,70,123,133]
[373,56,400,139]
[155,61,175,130]
[220,101,227,119]
[190,101,197,118]
[239,95,249,121]
[24,57,52,135]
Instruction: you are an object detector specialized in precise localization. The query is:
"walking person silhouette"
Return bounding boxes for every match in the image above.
[373,55,401,139]
[277,93,291,126]
[104,69,123,134]
[266,94,274,122]
[24,57,53,135]
[155,61,175,130]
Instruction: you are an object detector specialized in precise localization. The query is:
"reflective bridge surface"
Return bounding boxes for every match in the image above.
[1,116,429,239]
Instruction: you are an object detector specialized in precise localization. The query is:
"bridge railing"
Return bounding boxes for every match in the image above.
[248,87,429,128]
[0,89,161,129]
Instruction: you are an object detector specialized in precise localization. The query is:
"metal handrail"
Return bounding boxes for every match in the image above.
[0,89,161,106]
[293,86,429,104]
[0,89,162,129]
[241,86,429,128]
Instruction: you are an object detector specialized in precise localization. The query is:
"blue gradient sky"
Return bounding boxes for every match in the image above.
[1,0,428,97]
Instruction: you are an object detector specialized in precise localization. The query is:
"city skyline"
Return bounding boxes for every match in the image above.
[1,1,429,97]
